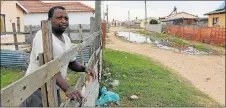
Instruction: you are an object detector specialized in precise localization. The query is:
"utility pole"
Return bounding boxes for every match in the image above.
[128,11,130,28]
[106,5,108,25]
[106,5,109,32]
[145,0,147,27]
[95,0,101,32]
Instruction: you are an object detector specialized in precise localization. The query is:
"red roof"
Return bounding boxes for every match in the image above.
[18,1,94,13]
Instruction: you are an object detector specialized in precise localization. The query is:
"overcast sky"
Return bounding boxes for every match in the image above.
[43,1,224,22]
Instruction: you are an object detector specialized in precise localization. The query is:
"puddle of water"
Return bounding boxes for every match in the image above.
[116,32,153,44]
[116,31,212,55]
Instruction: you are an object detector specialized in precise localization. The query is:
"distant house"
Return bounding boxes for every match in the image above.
[160,12,198,25]
[204,1,225,28]
[1,1,29,50]
[18,1,95,26]
[111,19,122,27]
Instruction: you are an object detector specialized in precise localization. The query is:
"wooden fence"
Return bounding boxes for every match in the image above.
[167,26,226,46]
[1,17,103,107]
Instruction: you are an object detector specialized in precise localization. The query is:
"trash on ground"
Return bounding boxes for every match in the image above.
[96,87,120,106]
[111,80,120,87]
[130,95,139,100]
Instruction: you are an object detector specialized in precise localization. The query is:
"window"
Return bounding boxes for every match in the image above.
[0,14,6,32]
[213,17,219,25]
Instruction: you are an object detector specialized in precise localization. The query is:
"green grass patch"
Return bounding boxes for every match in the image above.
[1,67,25,89]
[66,69,83,86]
[102,49,221,107]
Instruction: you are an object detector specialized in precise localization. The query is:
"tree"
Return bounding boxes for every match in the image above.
[149,19,158,24]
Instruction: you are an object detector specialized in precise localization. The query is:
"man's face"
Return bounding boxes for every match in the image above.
[49,9,69,33]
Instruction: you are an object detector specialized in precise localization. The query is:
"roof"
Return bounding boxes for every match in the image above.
[18,1,94,13]
[15,1,29,13]
[204,9,226,15]
[204,1,226,15]
[161,12,198,21]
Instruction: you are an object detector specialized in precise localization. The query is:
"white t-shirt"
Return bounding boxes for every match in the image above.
[25,30,76,80]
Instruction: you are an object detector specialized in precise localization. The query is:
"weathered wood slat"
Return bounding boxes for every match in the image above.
[1,42,28,45]
[12,23,19,50]
[63,45,96,107]
[1,58,61,107]
[41,20,58,107]
[0,31,100,107]
[1,32,30,35]
[59,31,100,67]
[39,53,48,107]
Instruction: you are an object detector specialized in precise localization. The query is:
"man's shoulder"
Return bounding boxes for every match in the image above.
[63,33,71,41]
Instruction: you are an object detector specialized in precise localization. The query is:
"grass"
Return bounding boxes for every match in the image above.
[101,49,221,107]
[137,29,224,54]
[1,67,25,89]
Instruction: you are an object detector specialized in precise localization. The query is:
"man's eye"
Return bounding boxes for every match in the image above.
[56,17,62,20]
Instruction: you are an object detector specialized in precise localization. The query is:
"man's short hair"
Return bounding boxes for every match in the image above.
[48,6,66,18]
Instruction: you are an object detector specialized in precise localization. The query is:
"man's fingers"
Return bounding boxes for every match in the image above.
[66,94,73,99]
[71,93,79,101]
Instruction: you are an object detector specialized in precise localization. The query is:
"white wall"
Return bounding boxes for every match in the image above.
[24,12,94,26]
[145,24,162,33]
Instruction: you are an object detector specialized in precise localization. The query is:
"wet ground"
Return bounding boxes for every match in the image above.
[115,31,212,55]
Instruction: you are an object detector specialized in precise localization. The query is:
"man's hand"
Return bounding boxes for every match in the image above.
[65,86,83,103]
[85,67,96,80]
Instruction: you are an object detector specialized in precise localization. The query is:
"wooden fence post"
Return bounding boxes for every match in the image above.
[41,20,58,107]
[79,24,84,65]
[12,23,19,50]
[90,17,96,67]
[38,53,48,107]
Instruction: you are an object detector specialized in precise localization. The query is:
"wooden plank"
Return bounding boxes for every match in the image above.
[1,42,28,45]
[1,27,100,107]
[79,24,85,65]
[99,50,103,80]
[12,23,19,50]
[1,32,30,35]
[82,60,99,107]
[59,31,100,66]
[1,58,61,107]
[17,17,20,32]
[41,20,58,107]
[95,46,101,56]
[64,49,96,107]
[38,53,49,107]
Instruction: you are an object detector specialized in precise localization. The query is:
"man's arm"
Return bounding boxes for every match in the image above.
[68,60,86,72]
[68,60,97,80]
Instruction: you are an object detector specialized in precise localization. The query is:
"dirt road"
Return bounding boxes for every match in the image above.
[106,27,225,105]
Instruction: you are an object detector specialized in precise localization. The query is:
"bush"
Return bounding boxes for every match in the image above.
[149,19,158,24]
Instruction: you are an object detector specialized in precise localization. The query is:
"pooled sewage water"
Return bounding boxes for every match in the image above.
[116,31,211,55]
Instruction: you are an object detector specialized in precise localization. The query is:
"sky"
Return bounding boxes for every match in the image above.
[43,1,224,22]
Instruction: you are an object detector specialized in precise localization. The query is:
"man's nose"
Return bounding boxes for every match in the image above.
[61,18,67,24]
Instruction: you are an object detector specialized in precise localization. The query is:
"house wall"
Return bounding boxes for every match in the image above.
[24,12,94,26]
[208,13,226,28]
[145,24,162,33]
[1,1,26,50]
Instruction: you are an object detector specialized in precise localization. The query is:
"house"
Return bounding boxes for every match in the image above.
[111,19,122,27]
[160,12,198,25]
[204,1,225,28]
[18,1,95,26]
[140,17,159,28]
[1,1,29,50]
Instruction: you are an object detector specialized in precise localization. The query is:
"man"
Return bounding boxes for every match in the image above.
[20,6,96,107]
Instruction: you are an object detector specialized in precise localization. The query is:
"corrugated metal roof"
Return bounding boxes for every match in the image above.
[204,9,226,15]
